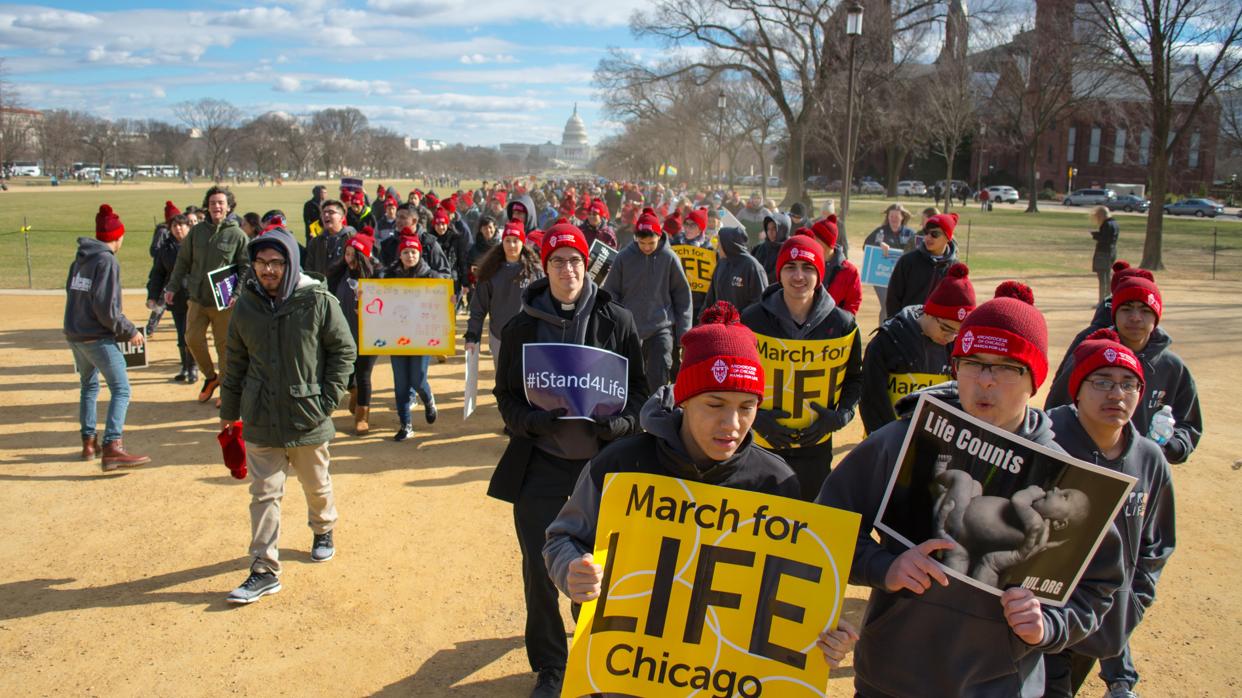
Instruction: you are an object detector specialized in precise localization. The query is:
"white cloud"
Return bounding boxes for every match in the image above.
[11,9,101,31]
[460,53,517,64]
[274,76,302,92]
[210,7,294,27]
[426,63,593,85]
[367,0,645,27]
[308,78,393,96]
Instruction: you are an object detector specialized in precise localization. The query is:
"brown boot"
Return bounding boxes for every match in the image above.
[81,435,100,461]
[354,406,370,436]
[101,439,151,471]
[348,387,357,413]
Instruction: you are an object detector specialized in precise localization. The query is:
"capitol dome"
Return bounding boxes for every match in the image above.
[562,104,589,147]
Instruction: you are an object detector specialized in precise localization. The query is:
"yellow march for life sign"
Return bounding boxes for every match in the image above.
[563,472,860,698]
[887,371,949,406]
[672,244,717,294]
[753,331,857,449]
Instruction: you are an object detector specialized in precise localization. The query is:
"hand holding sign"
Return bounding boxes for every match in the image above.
[816,619,860,669]
[884,539,954,594]
[1001,587,1045,645]
[523,407,567,436]
[567,553,605,603]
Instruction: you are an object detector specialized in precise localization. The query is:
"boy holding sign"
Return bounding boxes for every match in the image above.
[817,282,1124,697]
[545,301,858,697]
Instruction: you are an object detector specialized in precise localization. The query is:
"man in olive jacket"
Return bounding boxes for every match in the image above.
[218,226,357,604]
[164,185,249,404]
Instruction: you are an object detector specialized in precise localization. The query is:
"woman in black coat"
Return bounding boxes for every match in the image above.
[1090,206,1120,303]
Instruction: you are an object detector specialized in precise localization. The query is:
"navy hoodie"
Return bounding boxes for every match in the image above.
[1046,327,1202,464]
[1047,405,1175,659]
[859,305,952,434]
[64,238,137,343]
[602,234,693,341]
[704,226,767,313]
[817,386,1124,698]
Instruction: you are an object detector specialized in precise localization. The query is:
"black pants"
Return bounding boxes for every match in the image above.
[775,441,835,501]
[348,354,378,407]
[1044,649,1097,697]
[170,305,193,371]
[514,490,572,672]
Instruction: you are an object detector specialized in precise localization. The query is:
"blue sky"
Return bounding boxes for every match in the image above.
[0,0,657,146]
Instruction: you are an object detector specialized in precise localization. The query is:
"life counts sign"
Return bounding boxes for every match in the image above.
[563,472,860,698]
[672,244,717,294]
[356,278,455,356]
[752,331,857,449]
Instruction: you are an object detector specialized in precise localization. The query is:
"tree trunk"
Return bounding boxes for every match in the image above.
[1025,141,1040,213]
[943,149,955,214]
[885,145,907,197]
[1141,144,1169,270]
[780,123,807,211]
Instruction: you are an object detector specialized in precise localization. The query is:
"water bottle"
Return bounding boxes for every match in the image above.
[1148,405,1175,446]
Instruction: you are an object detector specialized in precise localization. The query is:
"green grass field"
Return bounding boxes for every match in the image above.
[1,180,1239,289]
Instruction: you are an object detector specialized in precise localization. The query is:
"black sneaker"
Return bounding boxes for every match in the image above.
[186,366,199,384]
[423,397,437,425]
[226,570,281,604]
[530,667,564,698]
[311,531,335,562]
[394,424,413,442]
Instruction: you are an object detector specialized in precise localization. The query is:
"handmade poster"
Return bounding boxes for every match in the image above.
[672,244,717,294]
[356,278,455,356]
[860,245,898,288]
[522,343,628,419]
[587,239,618,285]
[563,472,860,698]
[208,265,240,311]
[752,331,857,449]
[463,343,479,420]
[876,393,1136,606]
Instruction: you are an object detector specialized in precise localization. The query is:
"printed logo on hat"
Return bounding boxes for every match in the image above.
[550,234,574,247]
[957,308,968,320]
[1147,293,1161,312]
[1104,348,1118,363]
[961,330,974,353]
[788,247,814,263]
[711,359,728,383]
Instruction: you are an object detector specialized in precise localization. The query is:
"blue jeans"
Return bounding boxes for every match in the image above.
[69,338,131,444]
[391,355,432,426]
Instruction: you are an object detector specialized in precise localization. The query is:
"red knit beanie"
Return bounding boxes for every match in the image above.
[1111,277,1162,324]
[775,235,825,286]
[663,211,683,236]
[925,212,958,240]
[540,222,589,269]
[425,194,440,210]
[433,208,450,226]
[95,204,125,242]
[811,215,840,249]
[398,235,422,253]
[674,302,765,405]
[347,233,374,258]
[953,280,1048,389]
[1067,328,1144,401]
[686,208,708,234]
[217,421,247,480]
[635,207,662,236]
[1109,260,1154,293]
[163,200,180,224]
[503,219,526,243]
[923,263,976,321]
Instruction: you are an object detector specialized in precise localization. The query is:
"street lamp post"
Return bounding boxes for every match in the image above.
[717,91,727,188]
[841,0,864,236]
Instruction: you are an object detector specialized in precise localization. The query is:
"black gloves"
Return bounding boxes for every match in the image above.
[753,409,798,450]
[593,414,631,441]
[523,407,568,437]
[797,404,854,447]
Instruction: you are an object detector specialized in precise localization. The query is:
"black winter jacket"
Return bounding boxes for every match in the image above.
[859,305,951,433]
[885,238,960,317]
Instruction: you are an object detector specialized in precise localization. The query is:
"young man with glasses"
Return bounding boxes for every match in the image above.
[488,223,648,698]
[218,226,356,604]
[304,199,355,290]
[817,281,1124,697]
[1043,329,1175,698]
[884,212,961,318]
[602,207,692,392]
[860,262,975,434]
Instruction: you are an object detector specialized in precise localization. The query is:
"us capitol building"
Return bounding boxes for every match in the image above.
[499,104,594,170]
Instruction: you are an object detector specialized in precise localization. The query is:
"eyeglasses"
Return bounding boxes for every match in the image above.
[1085,377,1142,394]
[953,357,1028,384]
[252,259,287,272]
[923,228,945,239]
[548,257,584,271]
[935,319,960,338]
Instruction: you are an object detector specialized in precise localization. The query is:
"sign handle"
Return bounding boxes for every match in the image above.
[23,216,33,289]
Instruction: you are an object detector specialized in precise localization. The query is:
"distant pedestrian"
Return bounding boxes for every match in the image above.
[1089,206,1120,303]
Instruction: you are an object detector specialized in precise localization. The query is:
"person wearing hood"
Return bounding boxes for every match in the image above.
[602,208,693,392]
[864,204,918,324]
[884,212,961,318]
[374,196,401,241]
[146,212,197,384]
[303,184,326,244]
[507,191,539,235]
[1045,276,1201,465]
[544,302,860,691]
[798,216,862,315]
[859,262,974,434]
[741,235,863,500]
[333,233,382,436]
[430,207,472,304]
[386,236,452,441]
[467,215,500,276]
[218,226,355,604]
[1043,330,1175,698]
[488,224,648,698]
[735,191,767,239]
[65,204,151,469]
[465,220,544,375]
[163,185,250,406]
[750,211,790,283]
[704,226,767,313]
[817,282,1125,698]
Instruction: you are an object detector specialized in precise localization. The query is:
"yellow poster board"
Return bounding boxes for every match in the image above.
[887,371,949,406]
[672,244,717,294]
[564,472,860,698]
[753,331,857,449]
[356,278,455,356]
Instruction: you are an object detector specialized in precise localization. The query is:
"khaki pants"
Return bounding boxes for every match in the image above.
[247,442,338,575]
[186,300,232,381]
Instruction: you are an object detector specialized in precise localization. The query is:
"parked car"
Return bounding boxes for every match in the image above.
[976,185,1019,203]
[1063,188,1116,206]
[1163,198,1225,217]
[856,180,885,195]
[897,180,928,196]
[1105,194,1151,213]
[767,176,782,187]
[805,175,829,190]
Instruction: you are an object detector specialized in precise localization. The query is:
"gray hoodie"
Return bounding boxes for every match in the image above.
[704,226,768,313]
[466,260,542,343]
[247,227,303,308]
[505,192,538,232]
[63,237,136,343]
[601,235,692,341]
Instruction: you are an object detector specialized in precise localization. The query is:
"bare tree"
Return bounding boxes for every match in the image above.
[1080,0,1242,269]
[922,57,978,214]
[36,110,88,175]
[80,116,120,179]
[0,58,33,168]
[732,79,783,198]
[309,108,368,176]
[237,113,288,178]
[173,98,244,182]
